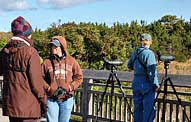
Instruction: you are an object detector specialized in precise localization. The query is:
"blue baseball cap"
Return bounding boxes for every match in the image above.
[140,33,152,41]
[49,39,61,47]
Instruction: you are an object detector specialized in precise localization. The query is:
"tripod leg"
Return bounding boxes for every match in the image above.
[168,78,191,122]
[113,73,134,117]
[109,74,114,121]
[161,78,168,122]
[95,73,112,121]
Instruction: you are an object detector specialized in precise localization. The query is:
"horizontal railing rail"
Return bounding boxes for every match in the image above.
[1,69,191,122]
[73,69,191,122]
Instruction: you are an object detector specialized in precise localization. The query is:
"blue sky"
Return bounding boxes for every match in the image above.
[0,0,191,32]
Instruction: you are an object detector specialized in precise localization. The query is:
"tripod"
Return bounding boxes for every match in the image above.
[95,64,134,121]
[148,61,190,122]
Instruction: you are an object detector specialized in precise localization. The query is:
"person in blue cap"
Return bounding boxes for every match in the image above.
[42,36,83,122]
[128,33,159,122]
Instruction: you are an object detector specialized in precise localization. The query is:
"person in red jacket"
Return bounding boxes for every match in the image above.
[42,36,83,122]
[0,16,47,122]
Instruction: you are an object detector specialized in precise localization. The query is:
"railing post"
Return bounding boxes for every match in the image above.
[82,78,89,122]
[0,76,3,103]
[87,79,93,122]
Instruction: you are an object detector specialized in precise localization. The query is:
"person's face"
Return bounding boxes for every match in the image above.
[51,45,62,55]
[141,40,152,47]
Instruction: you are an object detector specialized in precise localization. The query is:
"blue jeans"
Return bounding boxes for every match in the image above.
[133,85,156,122]
[46,97,74,122]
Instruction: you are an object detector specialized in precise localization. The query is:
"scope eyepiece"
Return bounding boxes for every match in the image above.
[103,57,123,66]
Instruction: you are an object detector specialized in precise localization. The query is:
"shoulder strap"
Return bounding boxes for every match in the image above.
[137,56,147,71]
[50,56,56,73]
[50,56,61,86]
[50,56,56,82]
[132,48,146,68]
[132,48,150,81]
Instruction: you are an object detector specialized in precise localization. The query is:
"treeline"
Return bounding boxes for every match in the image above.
[1,15,191,70]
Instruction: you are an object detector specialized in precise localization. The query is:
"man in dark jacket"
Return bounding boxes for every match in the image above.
[0,16,47,122]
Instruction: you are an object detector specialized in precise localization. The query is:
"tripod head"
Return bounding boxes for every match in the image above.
[157,51,175,77]
[103,57,123,71]
[157,51,175,64]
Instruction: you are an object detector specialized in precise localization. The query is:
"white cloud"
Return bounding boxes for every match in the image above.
[0,0,96,11]
[37,0,49,4]
[37,0,94,8]
[0,0,29,11]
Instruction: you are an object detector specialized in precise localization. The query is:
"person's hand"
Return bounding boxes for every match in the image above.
[62,83,73,92]
[68,85,72,92]
[47,86,51,92]
[153,84,159,92]
[155,87,159,92]
[48,87,56,96]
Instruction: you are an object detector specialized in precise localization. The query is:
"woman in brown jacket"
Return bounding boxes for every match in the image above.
[0,16,47,122]
[42,36,83,122]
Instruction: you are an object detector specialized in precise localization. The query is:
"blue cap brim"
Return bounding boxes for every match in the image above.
[140,34,152,41]
[49,39,61,47]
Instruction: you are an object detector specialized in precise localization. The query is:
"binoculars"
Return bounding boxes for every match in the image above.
[52,87,68,101]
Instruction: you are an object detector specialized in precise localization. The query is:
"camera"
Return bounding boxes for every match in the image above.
[103,57,123,66]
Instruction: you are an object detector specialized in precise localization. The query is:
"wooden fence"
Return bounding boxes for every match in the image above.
[1,69,191,122]
[72,69,191,122]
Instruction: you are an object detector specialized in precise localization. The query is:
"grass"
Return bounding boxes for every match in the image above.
[157,58,191,75]
[70,115,82,122]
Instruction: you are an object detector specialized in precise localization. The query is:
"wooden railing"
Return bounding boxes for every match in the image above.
[1,70,191,122]
[73,69,191,122]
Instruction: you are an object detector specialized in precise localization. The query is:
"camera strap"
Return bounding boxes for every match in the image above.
[50,56,64,86]
[50,56,59,85]
[132,48,146,67]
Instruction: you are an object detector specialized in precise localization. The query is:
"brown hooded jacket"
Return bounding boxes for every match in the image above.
[42,36,83,99]
[0,36,47,118]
